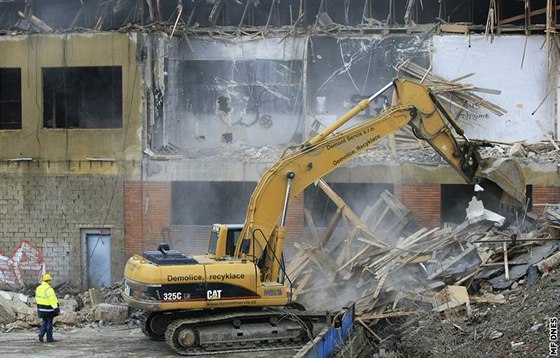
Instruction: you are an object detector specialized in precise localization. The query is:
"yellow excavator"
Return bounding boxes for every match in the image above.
[122,78,526,355]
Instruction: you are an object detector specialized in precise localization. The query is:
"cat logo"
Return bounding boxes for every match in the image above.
[207,289,222,300]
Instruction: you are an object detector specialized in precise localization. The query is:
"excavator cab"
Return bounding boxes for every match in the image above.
[208,224,243,259]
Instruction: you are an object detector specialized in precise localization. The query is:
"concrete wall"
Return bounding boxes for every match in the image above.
[0,174,123,289]
[0,33,141,289]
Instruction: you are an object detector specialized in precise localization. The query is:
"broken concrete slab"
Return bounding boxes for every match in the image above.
[0,290,30,304]
[93,303,129,324]
[0,290,34,319]
[0,293,17,324]
[536,251,560,273]
[55,311,78,325]
[507,143,526,157]
[465,196,505,226]
[59,298,79,312]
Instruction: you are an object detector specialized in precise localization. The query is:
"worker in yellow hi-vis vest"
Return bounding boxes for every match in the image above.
[35,273,60,342]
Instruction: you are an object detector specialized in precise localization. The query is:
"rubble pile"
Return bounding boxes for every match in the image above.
[0,281,136,333]
[286,181,559,356]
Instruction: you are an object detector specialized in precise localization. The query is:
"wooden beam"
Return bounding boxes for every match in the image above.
[440,23,469,33]
[304,209,321,246]
[357,318,383,341]
[318,179,388,248]
[321,206,343,246]
[359,310,417,320]
[17,11,53,32]
[499,5,560,25]
[503,242,510,280]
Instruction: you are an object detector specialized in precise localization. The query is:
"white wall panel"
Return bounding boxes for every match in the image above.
[432,35,553,144]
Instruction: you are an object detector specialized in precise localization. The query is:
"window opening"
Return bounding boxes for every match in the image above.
[0,68,22,130]
[43,66,122,128]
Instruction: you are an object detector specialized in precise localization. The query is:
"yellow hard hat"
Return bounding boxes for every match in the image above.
[42,273,52,282]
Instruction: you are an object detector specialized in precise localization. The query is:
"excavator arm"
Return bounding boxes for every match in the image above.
[235,78,525,282]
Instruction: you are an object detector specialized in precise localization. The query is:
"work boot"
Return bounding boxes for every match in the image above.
[46,339,56,343]
[38,335,43,342]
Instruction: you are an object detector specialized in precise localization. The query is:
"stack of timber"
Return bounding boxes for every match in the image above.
[287,181,560,331]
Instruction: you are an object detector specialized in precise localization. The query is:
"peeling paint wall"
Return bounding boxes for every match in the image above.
[148,33,557,151]
[433,35,555,144]
[306,36,430,133]
[146,34,432,155]
[151,36,306,151]
[0,33,142,169]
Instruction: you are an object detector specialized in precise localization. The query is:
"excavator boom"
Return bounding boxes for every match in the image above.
[237,79,525,280]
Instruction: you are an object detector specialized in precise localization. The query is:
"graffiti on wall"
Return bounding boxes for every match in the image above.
[0,240,46,288]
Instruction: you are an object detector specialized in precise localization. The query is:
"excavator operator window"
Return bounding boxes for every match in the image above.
[208,230,218,255]
[225,229,241,257]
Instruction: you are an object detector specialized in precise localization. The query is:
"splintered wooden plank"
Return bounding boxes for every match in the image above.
[293,242,338,280]
[286,249,309,280]
[398,61,506,115]
[370,206,391,233]
[308,246,339,273]
[536,120,560,150]
[357,319,383,341]
[334,204,377,266]
[292,272,312,300]
[380,191,409,221]
[318,179,388,249]
[359,310,418,321]
[373,271,388,298]
[364,227,428,272]
[336,245,371,272]
[394,255,431,264]
[321,206,343,246]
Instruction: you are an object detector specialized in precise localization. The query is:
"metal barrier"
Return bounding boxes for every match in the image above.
[294,304,355,358]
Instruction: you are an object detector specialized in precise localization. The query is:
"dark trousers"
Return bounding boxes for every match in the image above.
[39,316,54,341]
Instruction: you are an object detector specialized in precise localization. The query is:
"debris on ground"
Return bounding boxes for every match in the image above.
[0,281,139,334]
[0,169,557,356]
[286,179,559,357]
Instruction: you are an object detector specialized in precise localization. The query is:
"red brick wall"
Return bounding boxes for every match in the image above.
[124,182,171,258]
[394,184,441,227]
[531,186,560,215]
[124,181,305,258]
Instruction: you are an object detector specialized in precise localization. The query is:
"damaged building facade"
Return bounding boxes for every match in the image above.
[0,0,559,290]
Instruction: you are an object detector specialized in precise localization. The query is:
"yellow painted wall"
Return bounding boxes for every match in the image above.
[0,33,142,176]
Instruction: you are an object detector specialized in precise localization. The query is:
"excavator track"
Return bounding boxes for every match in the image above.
[163,308,327,356]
